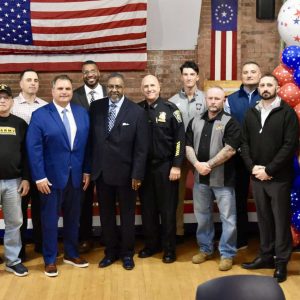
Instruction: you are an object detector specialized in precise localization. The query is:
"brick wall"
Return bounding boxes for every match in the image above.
[0,0,282,102]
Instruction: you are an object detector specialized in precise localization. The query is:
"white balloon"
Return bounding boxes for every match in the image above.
[278,0,300,46]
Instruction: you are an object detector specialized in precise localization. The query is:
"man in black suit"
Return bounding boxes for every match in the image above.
[72,60,107,253]
[89,73,148,270]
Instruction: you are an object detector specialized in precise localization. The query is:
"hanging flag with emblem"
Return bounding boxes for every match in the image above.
[210,0,238,80]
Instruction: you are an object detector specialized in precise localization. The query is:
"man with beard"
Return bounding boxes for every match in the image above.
[186,87,240,271]
[89,73,148,270]
[138,75,185,263]
[225,62,261,250]
[169,61,206,244]
[11,69,47,260]
[241,74,299,283]
[72,61,107,253]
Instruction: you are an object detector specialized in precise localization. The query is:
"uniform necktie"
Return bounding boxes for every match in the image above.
[108,103,117,132]
[89,90,96,103]
[62,108,71,146]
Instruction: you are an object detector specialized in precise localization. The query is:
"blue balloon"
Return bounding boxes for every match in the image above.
[294,67,300,88]
[282,45,300,70]
[292,210,300,232]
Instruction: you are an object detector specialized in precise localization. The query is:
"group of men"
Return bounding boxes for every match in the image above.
[0,60,298,283]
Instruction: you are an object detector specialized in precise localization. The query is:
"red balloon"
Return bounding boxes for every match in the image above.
[278,83,300,107]
[272,64,294,86]
[294,103,300,123]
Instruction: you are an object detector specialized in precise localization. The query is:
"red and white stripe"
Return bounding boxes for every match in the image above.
[210,30,237,80]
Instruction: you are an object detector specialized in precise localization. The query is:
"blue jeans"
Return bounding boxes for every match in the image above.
[0,178,22,266]
[193,183,237,258]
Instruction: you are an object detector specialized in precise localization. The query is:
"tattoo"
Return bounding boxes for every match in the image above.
[207,144,236,168]
[186,146,198,166]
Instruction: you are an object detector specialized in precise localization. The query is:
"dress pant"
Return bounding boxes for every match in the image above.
[40,176,81,264]
[20,181,43,250]
[95,178,136,258]
[139,161,178,252]
[234,154,250,245]
[79,181,95,241]
[252,180,292,264]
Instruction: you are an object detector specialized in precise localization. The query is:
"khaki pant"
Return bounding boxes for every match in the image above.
[176,159,192,236]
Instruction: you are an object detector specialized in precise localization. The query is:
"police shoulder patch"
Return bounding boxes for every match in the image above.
[173,110,182,123]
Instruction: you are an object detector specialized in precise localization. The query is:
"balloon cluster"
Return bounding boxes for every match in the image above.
[273,46,300,117]
[274,47,300,234]
[291,155,300,232]
[276,0,300,242]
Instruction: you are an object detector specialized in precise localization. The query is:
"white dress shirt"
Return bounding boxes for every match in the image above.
[53,101,77,149]
[108,96,125,117]
[84,83,105,104]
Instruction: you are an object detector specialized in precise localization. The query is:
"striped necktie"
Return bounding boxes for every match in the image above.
[108,103,117,132]
[89,90,96,103]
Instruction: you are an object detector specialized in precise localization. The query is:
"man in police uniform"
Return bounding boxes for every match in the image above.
[169,61,206,243]
[138,75,185,263]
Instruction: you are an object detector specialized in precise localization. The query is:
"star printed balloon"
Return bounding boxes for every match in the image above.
[278,0,300,46]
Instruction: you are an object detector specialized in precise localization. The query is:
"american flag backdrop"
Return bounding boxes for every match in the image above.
[210,0,238,80]
[0,0,147,72]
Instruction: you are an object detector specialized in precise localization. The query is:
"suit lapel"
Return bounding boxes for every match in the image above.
[49,102,70,148]
[71,104,81,148]
[80,87,89,109]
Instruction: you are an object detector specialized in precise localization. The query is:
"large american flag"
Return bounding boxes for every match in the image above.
[210,0,237,80]
[0,0,147,72]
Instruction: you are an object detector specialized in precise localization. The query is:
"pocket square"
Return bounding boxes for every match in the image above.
[122,122,130,126]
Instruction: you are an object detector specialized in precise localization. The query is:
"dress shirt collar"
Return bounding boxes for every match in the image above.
[53,100,72,114]
[109,95,125,107]
[16,92,42,104]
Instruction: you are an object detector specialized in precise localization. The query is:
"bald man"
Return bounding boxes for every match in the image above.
[138,75,185,263]
[185,87,241,271]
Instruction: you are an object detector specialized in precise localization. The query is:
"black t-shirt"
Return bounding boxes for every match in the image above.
[0,114,29,180]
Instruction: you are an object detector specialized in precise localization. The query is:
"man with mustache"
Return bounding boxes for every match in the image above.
[241,74,299,283]
[89,73,148,270]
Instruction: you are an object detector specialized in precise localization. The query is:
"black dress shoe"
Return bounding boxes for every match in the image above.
[138,247,161,258]
[98,256,118,268]
[122,256,135,270]
[162,251,176,264]
[274,264,287,283]
[241,257,275,270]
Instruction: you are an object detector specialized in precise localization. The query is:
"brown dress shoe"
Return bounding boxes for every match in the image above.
[45,263,58,277]
[63,256,89,268]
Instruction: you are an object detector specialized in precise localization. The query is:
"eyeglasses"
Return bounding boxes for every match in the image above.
[0,96,11,101]
[107,85,123,90]
[82,70,98,75]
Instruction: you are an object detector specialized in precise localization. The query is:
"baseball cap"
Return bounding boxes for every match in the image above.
[0,84,12,97]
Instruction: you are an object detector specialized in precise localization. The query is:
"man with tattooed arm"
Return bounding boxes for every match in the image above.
[185,86,240,271]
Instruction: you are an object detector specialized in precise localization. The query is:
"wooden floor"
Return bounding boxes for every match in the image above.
[0,237,300,300]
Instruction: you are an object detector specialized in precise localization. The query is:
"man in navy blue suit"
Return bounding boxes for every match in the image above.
[26,75,90,277]
[89,73,148,270]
